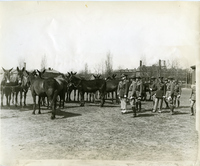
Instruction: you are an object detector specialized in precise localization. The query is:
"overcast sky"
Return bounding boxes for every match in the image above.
[0,1,199,73]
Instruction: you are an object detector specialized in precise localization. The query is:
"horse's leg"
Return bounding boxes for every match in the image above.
[32,94,36,114]
[62,92,65,108]
[38,96,41,114]
[12,91,14,105]
[100,91,105,107]
[111,92,114,103]
[5,93,9,107]
[20,88,22,107]
[24,91,27,106]
[1,88,4,107]
[8,92,11,107]
[80,91,85,106]
[15,91,19,107]
[51,90,58,120]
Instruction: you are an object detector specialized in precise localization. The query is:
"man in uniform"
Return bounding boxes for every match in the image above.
[128,75,137,117]
[173,79,182,108]
[117,73,129,114]
[163,78,169,108]
[135,76,143,112]
[152,76,166,113]
[149,76,157,110]
[165,76,175,114]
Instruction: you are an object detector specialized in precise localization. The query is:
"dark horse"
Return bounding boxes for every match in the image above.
[1,67,26,107]
[66,72,79,102]
[11,67,26,107]
[41,70,68,108]
[106,74,120,103]
[69,75,106,107]
[1,68,13,107]
[26,70,59,119]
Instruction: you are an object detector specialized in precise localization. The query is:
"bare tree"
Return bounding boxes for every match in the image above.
[84,63,89,75]
[105,52,113,77]
[94,59,105,75]
[18,57,25,69]
[41,55,47,70]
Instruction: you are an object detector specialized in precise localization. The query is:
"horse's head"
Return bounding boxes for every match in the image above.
[2,67,13,84]
[93,74,101,80]
[25,70,37,84]
[68,72,82,88]
[16,67,25,85]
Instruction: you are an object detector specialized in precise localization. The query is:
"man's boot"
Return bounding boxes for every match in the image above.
[170,105,175,115]
[136,102,138,111]
[178,100,180,108]
[138,102,141,112]
[132,106,137,117]
[191,107,194,116]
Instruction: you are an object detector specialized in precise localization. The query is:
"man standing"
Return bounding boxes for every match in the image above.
[163,78,169,108]
[117,74,129,114]
[128,75,137,117]
[173,80,182,108]
[149,76,157,110]
[135,76,143,112]
[152,76,166,113]
[190,81,196,116]
[165,76,175,114]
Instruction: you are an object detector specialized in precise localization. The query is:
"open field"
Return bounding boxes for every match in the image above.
[0,88,198,166]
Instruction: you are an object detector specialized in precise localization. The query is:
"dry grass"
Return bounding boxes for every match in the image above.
[0,88,198,163]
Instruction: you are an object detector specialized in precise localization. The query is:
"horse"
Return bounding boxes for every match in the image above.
[1,67,24,107]
[105,74,120,103]
[40,69,68,108]
[69,74,106,107]
[66,72,79,102]
[26,70,59,119]
[54,75,68,108]
[21,70,31,106]
[1,68,13,107]
[10,67,26,107]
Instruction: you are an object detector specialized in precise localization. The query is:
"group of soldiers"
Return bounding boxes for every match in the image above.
[117,73,188,117]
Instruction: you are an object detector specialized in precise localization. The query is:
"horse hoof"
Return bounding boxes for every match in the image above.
[51,115,55,120]
[32,112,35,115]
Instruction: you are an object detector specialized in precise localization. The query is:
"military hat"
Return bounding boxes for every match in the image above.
[168,76,174,80]
[150,76,156,79]
[164,78,168,81]
[159,76,163,78]
[121,73,127,78]
[136,76,141,79]
[129,74,136,79]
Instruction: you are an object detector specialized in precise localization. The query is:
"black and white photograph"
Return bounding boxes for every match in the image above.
[0,1,199,166]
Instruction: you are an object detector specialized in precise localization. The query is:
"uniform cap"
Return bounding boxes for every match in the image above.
[168,76,174,80]
[121,73,127,78]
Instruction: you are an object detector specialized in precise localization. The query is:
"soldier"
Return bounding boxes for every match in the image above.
[165,76,175,114]
[173,80,182,107]
[128,75,137,117]
[189,81,196,116]
[163,78,169,108]
[117,73,129,114]
[152,76,166,113]
[135,76,143,112]
[149,76,157,110]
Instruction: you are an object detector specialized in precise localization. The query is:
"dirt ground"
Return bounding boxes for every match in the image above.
[0,88,198,166]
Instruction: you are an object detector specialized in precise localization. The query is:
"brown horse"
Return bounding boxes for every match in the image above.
[105,75,120,103]
[69,74,106,107]
[10,67,25,107]
[1,68,13,107]
[26,70,59,119]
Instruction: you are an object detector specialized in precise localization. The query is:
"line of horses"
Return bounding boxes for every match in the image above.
[0,67,151,119]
